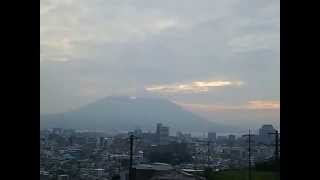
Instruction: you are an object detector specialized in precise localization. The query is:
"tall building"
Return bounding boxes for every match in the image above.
[156,123,169,145]
[156,123,162,135]
[228,134,236,143]
[259,124,276,145]
[99,136,105,148]
[208,132,216,141]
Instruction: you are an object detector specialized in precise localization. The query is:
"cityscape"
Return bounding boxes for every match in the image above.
[40,0,280,179]
[40,124,279,180]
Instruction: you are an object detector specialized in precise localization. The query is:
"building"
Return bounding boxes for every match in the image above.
[230,147,246,159]
[208,132,216,142]
[120,170,129,180]
[156,123,170,145]
[228,134,236,144]
[218,136,227,140]
[87,137,97,144]
[63,129,75,136]
[259,125,276,136]
[52,128,63,135]
[255,145,274,161]
[141,132,157,145]
[156,123,162,135]
[92,168,104,177]
[131,163,201,180]
[104,137,113,147]
[58,174,69,180]
[176,132,192,143]
[134,128,143,137]
[40,171,50,180]
[99,137,105,148]
[258,125,276,145]
[217,136,228,144]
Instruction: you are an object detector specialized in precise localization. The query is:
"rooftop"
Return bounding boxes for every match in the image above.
[134,163,173,171]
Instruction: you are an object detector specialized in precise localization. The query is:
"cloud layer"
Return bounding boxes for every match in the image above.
[146,80,243,94]
[41,0,279,129]
[176,100,280,112]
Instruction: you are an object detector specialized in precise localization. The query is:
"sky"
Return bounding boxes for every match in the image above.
[40,0,280,129]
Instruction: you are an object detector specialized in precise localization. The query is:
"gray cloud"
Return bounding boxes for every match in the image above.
[40,0,279,128]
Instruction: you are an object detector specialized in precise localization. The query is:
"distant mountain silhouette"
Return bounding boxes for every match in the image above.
[40,96,239,133]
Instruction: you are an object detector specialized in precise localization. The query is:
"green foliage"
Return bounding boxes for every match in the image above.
[255,159,280,172]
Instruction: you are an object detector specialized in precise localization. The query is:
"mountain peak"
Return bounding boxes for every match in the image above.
[41,96,238,133]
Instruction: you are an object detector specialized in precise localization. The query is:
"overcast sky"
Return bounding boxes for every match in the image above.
[40,0,279,129]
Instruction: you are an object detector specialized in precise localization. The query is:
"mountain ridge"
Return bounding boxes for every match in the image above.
[40,96,241,133]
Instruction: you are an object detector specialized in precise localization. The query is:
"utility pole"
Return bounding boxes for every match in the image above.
[244,129,254,180]
[128,134,138,180]
[269,130,280,180]
[207,141,210,166]
[196,139,214,168]
[269,130,280,161]
[129,134,134,180]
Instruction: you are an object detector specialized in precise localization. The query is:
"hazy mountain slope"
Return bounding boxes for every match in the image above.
[41,96,239,133]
